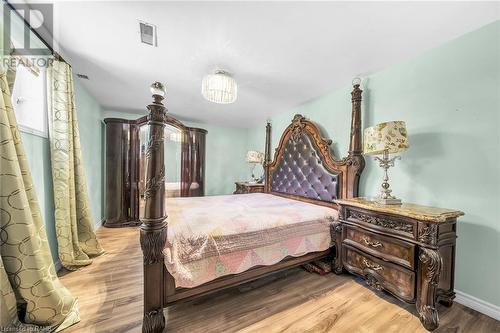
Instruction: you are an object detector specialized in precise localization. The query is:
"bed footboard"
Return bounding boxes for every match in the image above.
[140,82,169,333]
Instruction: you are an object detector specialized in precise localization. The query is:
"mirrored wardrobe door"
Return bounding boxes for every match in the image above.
[164,124,183,198]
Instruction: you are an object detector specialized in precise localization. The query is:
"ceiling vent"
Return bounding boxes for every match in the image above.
[76,73,89,80]
[139,21,157,47]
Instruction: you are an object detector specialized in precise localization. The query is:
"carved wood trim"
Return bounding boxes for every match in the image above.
[290,114,309,142]
[348,210,414,234]
[145,131,164,158]
[331,221,343,274]
[134,114,187,131]
[264,85,364,201]
[144,165,165,200]
[417,248,442,331]
[418,223,438,245]
[142,309,165,333]
[365,274,382,291]
[140,219,168,264]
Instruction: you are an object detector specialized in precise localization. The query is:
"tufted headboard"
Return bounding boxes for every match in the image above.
[264,85,365,209]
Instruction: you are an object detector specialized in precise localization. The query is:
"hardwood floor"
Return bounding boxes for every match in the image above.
[59,227,500,333]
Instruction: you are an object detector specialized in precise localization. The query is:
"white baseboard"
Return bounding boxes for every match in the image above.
[455,290,500,321]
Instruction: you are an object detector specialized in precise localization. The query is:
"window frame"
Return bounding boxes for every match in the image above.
[11,62,49,139]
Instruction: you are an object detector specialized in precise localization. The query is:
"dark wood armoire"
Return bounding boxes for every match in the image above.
[103,115,207,228]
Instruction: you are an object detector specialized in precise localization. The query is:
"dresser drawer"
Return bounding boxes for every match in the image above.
[343,225,415,269]
[343,245,416,302]
[344,207,417,241]
[234,182,264,194]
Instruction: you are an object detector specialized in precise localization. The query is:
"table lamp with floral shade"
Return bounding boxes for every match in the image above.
[246,150,265,183]
[364,121,409,205]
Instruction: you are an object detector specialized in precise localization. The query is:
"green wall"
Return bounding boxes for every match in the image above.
[103,110,249,196]
[73,79,104,225]
[186,121,249,196]
[247,21,500,307]
[20,132,58,262]
[21,79,104,265]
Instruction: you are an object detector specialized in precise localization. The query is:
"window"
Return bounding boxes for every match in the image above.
[11,63,48,138]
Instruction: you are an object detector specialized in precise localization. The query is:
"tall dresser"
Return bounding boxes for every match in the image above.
[334,198,464,331]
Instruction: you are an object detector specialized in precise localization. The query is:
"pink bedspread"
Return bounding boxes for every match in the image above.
[163,193,338,288]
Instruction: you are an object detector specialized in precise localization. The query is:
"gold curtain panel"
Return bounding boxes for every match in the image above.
[47,60,104,270]
[0,62,79,331]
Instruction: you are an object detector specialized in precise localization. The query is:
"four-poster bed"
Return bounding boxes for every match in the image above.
[139,82,364,332]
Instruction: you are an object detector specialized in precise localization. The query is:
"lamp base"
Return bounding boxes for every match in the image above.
[376,197,402,205]
[373,151,403,206]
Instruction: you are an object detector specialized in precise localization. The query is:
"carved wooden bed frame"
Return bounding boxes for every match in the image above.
[139,83,365,332]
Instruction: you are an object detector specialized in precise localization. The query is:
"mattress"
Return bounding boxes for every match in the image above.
[163,193,338,288]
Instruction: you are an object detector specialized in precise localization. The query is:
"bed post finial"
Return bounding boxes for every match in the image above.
[140,82,168,333]
[346,78,365,198]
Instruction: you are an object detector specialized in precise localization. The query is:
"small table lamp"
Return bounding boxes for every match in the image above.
[364,121,409,205]
[246,150,264,183]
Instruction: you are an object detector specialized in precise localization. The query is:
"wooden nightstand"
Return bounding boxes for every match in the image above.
[334,198,464,331]
[234,182,265,194]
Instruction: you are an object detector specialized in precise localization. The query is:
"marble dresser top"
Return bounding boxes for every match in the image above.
[335,198,464,223]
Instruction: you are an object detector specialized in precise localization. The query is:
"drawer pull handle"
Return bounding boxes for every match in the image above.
[363,237,383,248]
[363,259,384,271]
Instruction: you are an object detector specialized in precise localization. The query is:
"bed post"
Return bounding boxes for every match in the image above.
[140,82,168,333]
[346,80,365,198]
[333,81,365,274]
[264,121,272,191]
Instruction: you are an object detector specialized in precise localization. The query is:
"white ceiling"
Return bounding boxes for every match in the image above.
[48,1,499,127]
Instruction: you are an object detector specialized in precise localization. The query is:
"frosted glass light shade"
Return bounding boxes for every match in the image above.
[201,70,237,104]
[364,121,409,155]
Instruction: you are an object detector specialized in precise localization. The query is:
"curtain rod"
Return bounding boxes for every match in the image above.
[5,1,69,65]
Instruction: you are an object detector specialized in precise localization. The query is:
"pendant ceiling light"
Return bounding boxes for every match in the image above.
[201,70,237,104]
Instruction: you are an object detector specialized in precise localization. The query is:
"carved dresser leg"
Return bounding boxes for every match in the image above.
[416,248,442,331]
[331,221,343,274]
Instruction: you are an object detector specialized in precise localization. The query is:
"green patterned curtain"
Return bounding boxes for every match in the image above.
[0,62,80,331]
[46,61,104,270]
